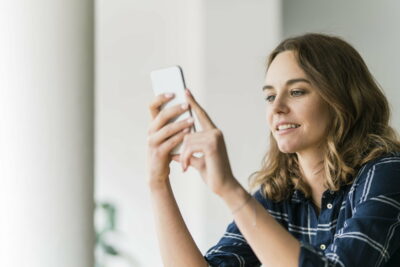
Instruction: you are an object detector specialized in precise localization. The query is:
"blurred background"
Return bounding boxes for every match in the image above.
[1,0,399,266]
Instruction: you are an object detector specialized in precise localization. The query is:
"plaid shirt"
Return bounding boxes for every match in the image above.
[204,152,400,267]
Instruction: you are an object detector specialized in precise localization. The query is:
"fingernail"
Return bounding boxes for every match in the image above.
[187,117,194,123]
[185,89,191,96]
[181,103,189,110]
[164,93,174,98]
[183,127,190,133]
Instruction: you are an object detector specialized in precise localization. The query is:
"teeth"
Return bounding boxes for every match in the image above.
[277,124,300,131]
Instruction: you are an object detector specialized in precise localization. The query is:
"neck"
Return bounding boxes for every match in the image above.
[296,149,327,209]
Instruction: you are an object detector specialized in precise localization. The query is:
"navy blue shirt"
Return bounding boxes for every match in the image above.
[204,152,400,266]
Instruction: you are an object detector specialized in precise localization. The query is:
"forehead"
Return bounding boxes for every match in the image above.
[265,51,307,86]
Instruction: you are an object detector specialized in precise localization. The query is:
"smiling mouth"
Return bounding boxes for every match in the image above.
[276,124,301,131]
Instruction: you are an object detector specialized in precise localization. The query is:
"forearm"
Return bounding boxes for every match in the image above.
[149,179,208,267]
[220,180,300,267]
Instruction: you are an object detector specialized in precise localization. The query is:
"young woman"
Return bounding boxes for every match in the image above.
[146,33,400,266]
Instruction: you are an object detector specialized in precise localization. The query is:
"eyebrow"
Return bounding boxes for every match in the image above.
[262,78,311,91]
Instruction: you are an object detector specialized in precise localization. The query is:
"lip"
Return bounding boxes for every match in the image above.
[276,126,300,135]
[274,121,301,135]
[275,121,301,130]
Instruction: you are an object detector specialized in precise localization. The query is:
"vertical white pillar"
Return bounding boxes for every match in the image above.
[0,1,94,267]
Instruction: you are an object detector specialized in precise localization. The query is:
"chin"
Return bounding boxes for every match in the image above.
[277,143,299,154]
[279,148,297,154]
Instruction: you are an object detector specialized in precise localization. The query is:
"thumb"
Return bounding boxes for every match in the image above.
[185,155,205,172]
[171,155,181,162]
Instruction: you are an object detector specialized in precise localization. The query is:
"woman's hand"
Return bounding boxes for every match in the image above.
[146,93,195,189]
[172,89,239,197]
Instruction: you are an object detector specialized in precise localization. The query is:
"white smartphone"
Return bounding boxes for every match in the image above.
[150,65,196,155]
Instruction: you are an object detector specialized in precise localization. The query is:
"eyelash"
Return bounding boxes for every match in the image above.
[264,89,306,102]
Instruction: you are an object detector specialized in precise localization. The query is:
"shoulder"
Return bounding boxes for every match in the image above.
[354,151,400,183]
[252,187,287,208]
[252,187,294,219]
[350,152,400,203]
[252,188,272,208]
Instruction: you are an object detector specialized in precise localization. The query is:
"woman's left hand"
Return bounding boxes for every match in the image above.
[172,89,239,197]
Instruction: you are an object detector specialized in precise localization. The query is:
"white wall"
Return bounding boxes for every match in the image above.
[282,0,400,131]
[0,1,94,267]
[95,0,280,266]
[200,0,281,247]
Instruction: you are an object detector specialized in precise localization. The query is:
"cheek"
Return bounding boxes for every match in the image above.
[266,108,274,130]
[306,104,331,136]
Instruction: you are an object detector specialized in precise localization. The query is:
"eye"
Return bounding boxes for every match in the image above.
[264,95,276,102]
[291,89,305,96]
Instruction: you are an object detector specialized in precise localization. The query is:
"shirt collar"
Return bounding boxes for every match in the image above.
[290,184,350,204]
[291,189,307,203]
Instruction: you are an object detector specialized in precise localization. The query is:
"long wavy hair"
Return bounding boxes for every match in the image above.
[249,33,400,202]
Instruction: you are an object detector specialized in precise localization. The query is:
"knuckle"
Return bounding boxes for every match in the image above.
[160,104,186,123]
[155,114,167,127]
[170,131,180,142]
[157,109,165,120]
[206,138,216,149]
[163,123,179,137]
[210,129,221,143]
[149,99,160,110]
[164,107,177,120]
[214,128,223,137]
[173,130,184,142]
[206,144,216,153]
[172,107,184,117]
[158,124,169,137]
[147,121,159,134]
[204,129,222,153]
[146,135,155,146]
[176,102,189,113]
[206,142,217,153]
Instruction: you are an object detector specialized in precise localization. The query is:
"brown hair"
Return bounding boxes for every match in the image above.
[249,33,400,201]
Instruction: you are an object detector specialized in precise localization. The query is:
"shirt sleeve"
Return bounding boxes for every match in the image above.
[299,157,400,267]
[204,191,269,267]
[204,220,261,267]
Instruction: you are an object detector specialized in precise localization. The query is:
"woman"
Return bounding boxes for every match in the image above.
[146,33,400,266]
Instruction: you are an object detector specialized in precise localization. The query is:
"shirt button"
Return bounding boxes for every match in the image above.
[329,190,335,195]
[320,244,326,250]
[327,203,333,209]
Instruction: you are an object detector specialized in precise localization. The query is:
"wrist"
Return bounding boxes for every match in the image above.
[218,179,249,210]
[148,176,170,193]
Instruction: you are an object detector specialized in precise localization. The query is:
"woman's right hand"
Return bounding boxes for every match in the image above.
[146,93,194,189]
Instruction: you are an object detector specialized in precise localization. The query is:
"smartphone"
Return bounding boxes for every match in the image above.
[150,65,196,155]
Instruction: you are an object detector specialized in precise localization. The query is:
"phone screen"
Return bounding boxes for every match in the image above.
[150,65,196,154]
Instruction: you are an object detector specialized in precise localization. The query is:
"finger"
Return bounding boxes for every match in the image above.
[148,93,175,119]
[159,127,190,155]
[171,155,181,162]
[149,102,190,134]
[150,117,194,146]
[183,155,205,172]
[185,89,216,130]
[180,132,208,172]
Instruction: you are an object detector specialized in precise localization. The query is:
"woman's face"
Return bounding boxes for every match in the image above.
[263,50,331,154]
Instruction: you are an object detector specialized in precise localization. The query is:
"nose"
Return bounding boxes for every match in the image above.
[271,95,289,114]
